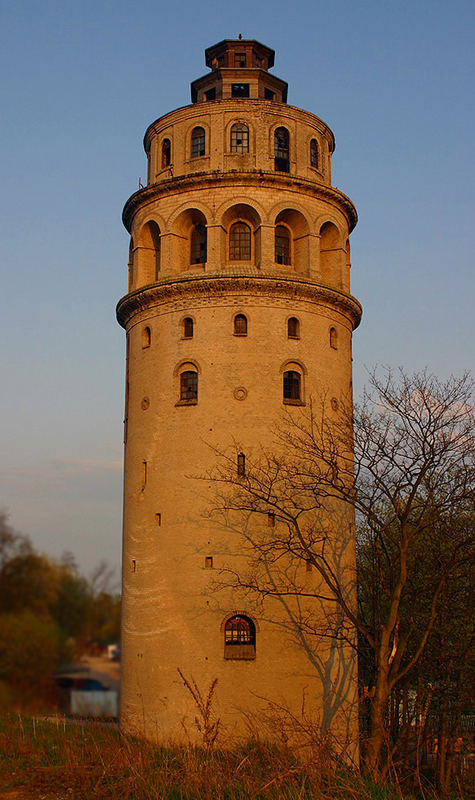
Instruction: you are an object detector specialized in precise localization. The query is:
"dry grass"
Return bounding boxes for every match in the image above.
[0,714,424,800]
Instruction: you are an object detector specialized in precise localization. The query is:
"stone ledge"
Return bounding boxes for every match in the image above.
[116,272,362,330]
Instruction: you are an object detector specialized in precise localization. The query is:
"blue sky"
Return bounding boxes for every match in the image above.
[1,0,473,578]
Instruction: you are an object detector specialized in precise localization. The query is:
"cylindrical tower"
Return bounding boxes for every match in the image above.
[117,39,362,746]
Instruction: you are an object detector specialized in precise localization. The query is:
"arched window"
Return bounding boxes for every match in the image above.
[274,127,289,172]
[161,138,171,168]
[283,370,301,402]
[180,370,198,402]
[183,317,193,338]
[330,327,338,349]
[310,138,319,168]
[234,314,247,335]
[191,126,206,158]
[287,317,300,339]
[275,225,291,265]
[224,615,256,660]
[190,224,207,264]
[230,123,249,153]
[229,222,251,261]
[142,326,151,348]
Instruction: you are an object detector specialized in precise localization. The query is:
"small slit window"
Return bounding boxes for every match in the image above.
[230,123,249,153]
[229,223,251,261]
[310,138,319,169]
[224,615,256,660]
[234,314,247,336]
[330,327,338,349]
[183,317,194,338]
[237,452,246,476]
[274,127,289,172]
[205,556,213,569]
[275,226,291,265]
[142,326,151,348]
[161,138,171,168]
[180,370,198,402]
[287,317,300,339]
[191,126,206,158]
[283,370,301,402]
[191,224,207,264]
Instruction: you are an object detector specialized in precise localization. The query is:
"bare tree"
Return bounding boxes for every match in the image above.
[205,369,474,777]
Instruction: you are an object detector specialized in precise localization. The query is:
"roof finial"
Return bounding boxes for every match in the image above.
[238,33,242,40]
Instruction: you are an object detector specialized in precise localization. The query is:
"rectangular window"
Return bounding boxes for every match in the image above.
[264,88,275,100]
[267,512,275,527]
[205,556,213,568]
[234,52,246,67]
[232,84,249,98]
[155,513,161,526]
[142,460,147,490]
[205,87,216,101]
[237,452,245,477]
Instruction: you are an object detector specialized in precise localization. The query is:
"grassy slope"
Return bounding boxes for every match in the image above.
[0,714,417,800]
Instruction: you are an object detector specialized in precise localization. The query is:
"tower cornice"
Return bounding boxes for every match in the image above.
[116,272,362,331]
[122,171,357,232]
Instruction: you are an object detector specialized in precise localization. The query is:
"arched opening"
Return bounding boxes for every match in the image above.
[287,317,300,339]
[222,203,261,267]
[191,224,207,264]
[283,370,301,403]
[136,221,160,285]
[191,126,206,158]
[161,138,171,168]
[275,209,310,274]
[224,614,256,660]
[310,138,319,168]
[142,326,151,349]
[229,223,251,261]
[128,237,135,291]
[234,313,247,335]
[230,123,249,153]
[319,222,343,287]
[183,317,194,338]
[275,225,291,265]
[172,208,208,271]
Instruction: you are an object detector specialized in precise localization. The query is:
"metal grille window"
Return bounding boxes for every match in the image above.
[190,224,207,264]
[180,371,198,401]
[229,222,251,260]
[161,138,171,168]
[224,615,256,659]
[310,138,319,168]
[283,370,301,401]
[275,225,291,265]
[287,317,300,338]
[231,83,249,97]
[191,126,206,158]
[234,314,248,335]
[274,127,289,172]
[230,123,249,153]
[183,317,193,338]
